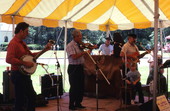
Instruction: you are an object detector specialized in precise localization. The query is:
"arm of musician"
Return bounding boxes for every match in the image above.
[71,50,91,60]
[146,49,152,54]
[92,45,98,49]
[45,42,53,51]
[98,50,101,55]
[111,50,114,55]
[31,43,53,56]
[148,59,153,63]
[120,51,124,57]
[132,77,140,85]
[120,51,138,59]
[129,52,139,58]
[6,43,33,67]
[98,44,102,55]
[125,79,131,85]
[6,55,34,68]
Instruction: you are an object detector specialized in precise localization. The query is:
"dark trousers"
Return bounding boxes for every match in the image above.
[68,64,84,107]
[11,71,36,111]
[131,82,144,103]
[122,81,144,104]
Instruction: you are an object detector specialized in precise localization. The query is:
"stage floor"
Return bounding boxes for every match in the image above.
[36,93,149,111]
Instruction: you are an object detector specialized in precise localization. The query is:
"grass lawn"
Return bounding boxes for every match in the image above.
[0,50,170,96]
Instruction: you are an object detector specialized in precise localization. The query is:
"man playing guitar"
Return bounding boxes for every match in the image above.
[6,22,53,111]
[120,34,139,70]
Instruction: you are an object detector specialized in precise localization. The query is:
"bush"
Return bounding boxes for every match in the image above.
[0,42,9,51]
[27,44,43,50]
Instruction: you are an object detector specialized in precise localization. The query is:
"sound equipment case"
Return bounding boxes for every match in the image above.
[2,70,15,103]
[41,73,63,98]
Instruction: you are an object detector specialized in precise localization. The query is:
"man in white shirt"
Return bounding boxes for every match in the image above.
[98,37,114,55]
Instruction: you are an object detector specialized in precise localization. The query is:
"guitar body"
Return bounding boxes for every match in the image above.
[19,40,55,75]
[124,50,152,68]
[19,55,37,75]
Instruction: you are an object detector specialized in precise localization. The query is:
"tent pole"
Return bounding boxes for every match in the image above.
[12,16,15,37]
[153,0,159,111]
[160,27,163,57]
[106,25,110,38]
[63,21,68,91]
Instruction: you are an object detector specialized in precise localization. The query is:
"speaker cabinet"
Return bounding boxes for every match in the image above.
[41,73,63,98]
[139,99,159,111]
[3,70,15,103]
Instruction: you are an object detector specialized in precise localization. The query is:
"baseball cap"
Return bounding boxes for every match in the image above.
[128,34,137,39]
[105,37,111,40]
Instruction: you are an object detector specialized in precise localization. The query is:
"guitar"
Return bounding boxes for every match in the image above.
[125,49,152,68]
[19,40,55,75]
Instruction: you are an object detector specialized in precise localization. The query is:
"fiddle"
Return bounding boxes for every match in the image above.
[78,41,98,50]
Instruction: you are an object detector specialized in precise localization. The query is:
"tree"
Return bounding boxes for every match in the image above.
[26,25,170,50]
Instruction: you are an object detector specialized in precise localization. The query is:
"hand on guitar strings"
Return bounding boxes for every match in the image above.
[45,40,55,51]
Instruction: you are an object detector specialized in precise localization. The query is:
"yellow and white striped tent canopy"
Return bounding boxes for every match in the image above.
[0,0,170,31]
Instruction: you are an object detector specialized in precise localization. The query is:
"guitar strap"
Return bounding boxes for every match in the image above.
[134,45,139,53]
[20,41,32,55]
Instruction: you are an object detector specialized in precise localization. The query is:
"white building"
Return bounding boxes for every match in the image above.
[0,23,13,44]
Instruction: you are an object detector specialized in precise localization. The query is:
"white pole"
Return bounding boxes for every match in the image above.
[12,16,15,37]
[160,27,163,57]
[106,25,110,38]
[153,0,159,111]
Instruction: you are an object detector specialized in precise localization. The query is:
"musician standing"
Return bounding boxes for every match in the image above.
[66,29,90,110]
[120,34,139,75]
[120,34,140,104]
[6,22,52,111]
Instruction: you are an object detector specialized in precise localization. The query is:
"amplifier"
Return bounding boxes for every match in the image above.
[41,73,63,98]
[3,70,15,103]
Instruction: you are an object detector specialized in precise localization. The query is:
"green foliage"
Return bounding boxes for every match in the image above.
[27,44,43,50]
[26,26,170,51]
[0,42,9,51]
[81,30,106,45]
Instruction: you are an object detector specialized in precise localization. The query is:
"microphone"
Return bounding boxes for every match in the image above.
[54,51,60,67]
[37,63,48,66]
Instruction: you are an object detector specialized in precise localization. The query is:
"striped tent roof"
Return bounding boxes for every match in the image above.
[0,0,170,31]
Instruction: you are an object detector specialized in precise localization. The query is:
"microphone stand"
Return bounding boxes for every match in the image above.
[116,49,129,111]
[166,66,169,100]
[54,51,62,111]
[41,65,54,86]
[86,52,110,111]
[123,51,128,110]
[41,65,55,99]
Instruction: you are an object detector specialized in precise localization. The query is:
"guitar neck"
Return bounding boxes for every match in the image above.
[33,48,47,60]
[33,40,55,60]
[138,51,148,59]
